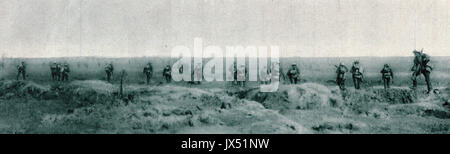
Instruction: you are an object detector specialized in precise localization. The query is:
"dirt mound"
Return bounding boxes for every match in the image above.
[0,80,117,107]
[342,87,417,105]
[38,84,309,134]
[371,87,417,104]
[0,80,52,99]
[244,83,343,111]
[60,80,116,107]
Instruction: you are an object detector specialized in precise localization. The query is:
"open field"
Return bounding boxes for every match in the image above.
[0,57,449,134]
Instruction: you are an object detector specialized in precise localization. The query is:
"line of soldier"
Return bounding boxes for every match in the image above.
[143,63,173,84]
[49,62,71,81]
[334,49,433,93]
[13,49,434,93]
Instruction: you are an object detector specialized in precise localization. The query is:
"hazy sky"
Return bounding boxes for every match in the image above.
[0,0,449,58]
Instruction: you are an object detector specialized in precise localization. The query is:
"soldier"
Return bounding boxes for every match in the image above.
[193,63,202,84]
[143,62,153,84]
[236,64,247,87]
[287,63,300,84]
[56,63,62,81]
[163,65,172,83]
[50,62,59,81]
[335,62,348,90]
[17,61,26,80]
[350,60,364,89]
[411,49,433,93]
[260,65,271,84]
[227,61,238,85]
[105,63,114,82]
[380,64,394,89]
[60,63,70,81]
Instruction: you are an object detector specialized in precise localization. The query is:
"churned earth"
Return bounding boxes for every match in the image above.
[0,80,449,134]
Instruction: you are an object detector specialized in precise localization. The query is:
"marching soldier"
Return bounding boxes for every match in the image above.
[237,64,247,87]
[105,63,114,82]
[287,63,300,84]
[227,61,238,85]
[143,62,153,84]
[350,60,364,89]
[50,62,59,81]
[193,63,202,84]
[260,65,271,84]
[163,65,172,83]
[17,61,26,80]
[336,62,348,90]
[60,63,70,81]
[411,49,433,93]
[380,64,394,89]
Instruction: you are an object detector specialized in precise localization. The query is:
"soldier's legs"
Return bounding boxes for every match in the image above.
[356,78,360,89]
[383,77,390,89]
[423,71,432,93]
[386,78,390,88]
[146,75,150,84]
[336,78,340,88]
[62,74,66,81]
[337,78,343,90]
[53,72,57,80]
[22,72,26,80]
[165,75,171,83]
[341,78,346,90]
[411,72,419,88]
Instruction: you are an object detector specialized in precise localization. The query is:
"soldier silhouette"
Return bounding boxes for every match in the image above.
[17,61,26,80]
[380,64,394,89]
[350,60,364,89]
[411,49,433,93]
[163,65,172,83]
[105,63,114,82]
[336,63,348,90]
[60,63,70,81]
[287,63,300,84]
[143,62,153,85]
[50,62,59,81]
